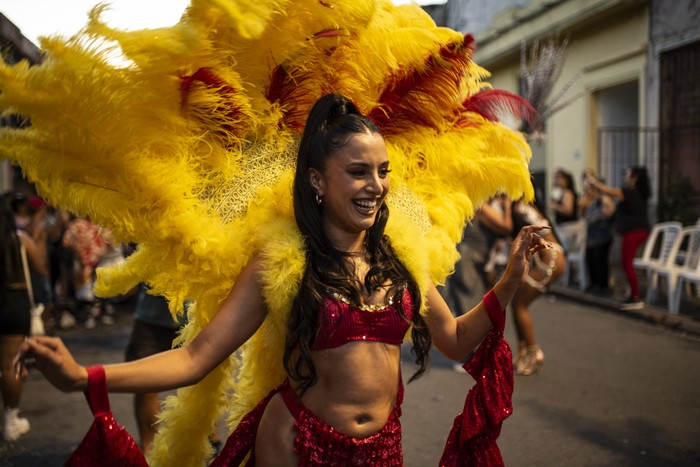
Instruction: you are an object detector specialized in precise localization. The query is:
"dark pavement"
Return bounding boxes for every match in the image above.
[402,290,700,467]
[2,288,700,466]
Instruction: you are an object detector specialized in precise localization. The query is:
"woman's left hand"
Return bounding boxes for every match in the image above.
[503,225,551,283]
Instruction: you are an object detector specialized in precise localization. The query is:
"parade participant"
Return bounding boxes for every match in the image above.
[16,94,548,465]
[1,2,539,464]
[510,199,566,376]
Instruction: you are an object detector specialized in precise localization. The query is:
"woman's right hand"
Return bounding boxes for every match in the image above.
[503,224,551,284]
[14,336,88,392]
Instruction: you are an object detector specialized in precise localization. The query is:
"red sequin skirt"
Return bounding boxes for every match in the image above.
[212,379,404,466]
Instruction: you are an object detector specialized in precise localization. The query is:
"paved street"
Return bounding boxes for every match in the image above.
[2,293,699,466]
[402,294,700,467]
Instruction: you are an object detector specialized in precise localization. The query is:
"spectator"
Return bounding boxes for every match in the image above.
[44,207,71,330]
[481,196,514,286]
[61,217,107,328]
[579,174,615,295]
[439,196,513,372]
[549,168,578,225]
[586,167,651,310]
[86,229,125,328]
[440,196,513,317]
[24,197,54,326]
[9,193,30,231]
[0,196,44,440]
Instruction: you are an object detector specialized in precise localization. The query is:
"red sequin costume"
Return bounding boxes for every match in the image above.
[212,379,404,466]
[313,288,413,350]
[68,290,512,466]
[0,1,535,464]
[213,290,411,465]
[439,291,513,467]
[210,289,513,466]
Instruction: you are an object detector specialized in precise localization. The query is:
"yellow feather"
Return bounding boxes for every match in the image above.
[0,1,534,464]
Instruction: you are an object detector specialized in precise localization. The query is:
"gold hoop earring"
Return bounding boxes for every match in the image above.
[315,194,322,205]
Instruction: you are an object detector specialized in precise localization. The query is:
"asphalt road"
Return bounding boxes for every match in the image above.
[401,294,700,467]
[2,293,699,466]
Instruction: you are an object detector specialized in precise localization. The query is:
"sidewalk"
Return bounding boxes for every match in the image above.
[550,274,700,337]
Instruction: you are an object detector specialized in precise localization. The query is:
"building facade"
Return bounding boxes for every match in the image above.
[428,0,700,224]
[0,13,42,194]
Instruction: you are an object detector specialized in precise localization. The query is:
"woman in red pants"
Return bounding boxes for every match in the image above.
[586,167,651,310]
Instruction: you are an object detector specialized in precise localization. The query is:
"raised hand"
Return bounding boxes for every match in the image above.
[503,225,551,284]
[14,336,87,392]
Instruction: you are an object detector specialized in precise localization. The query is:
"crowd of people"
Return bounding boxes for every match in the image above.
[441,195,565,377]
[1,192,131,441]
[441,165,652,377]
[7,193,127,332]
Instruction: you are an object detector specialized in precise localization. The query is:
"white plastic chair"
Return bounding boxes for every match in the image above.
[633,221,682,303]
[556,219,587,291]
[648,226,700,313]
[667,226,700,313]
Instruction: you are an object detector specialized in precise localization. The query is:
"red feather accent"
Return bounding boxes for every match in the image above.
[462,89,537,130]
[180,68,247,143]
[368,34,476,134]
[181,68,235,111]
[266,65,288,106]
[266,64,327,132]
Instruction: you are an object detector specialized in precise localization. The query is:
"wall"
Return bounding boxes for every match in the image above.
[0,14,41,194]
[471,0,648,198]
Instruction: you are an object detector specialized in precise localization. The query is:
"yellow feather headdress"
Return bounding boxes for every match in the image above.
[0,1,533,464]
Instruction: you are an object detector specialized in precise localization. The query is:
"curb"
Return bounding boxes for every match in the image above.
[549,285,700,338]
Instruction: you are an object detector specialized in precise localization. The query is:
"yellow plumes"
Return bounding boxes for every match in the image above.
[0,1,532,465]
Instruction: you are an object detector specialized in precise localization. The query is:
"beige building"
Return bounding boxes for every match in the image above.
[0,13,42,194]
[428,0,700,224]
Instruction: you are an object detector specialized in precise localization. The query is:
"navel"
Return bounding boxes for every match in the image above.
[356,414,372,424]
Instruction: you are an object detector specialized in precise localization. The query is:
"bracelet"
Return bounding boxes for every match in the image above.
[483,289,505,333]
[85,365,105,385]
[84,365,110,416]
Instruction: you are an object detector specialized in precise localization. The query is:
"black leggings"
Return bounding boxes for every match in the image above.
[586,240,612,289]
[0,288,31,336]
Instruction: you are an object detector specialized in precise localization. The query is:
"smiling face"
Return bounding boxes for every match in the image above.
[309,131,390,250]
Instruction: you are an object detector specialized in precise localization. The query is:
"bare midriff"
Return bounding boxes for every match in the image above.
[293,340,402,438]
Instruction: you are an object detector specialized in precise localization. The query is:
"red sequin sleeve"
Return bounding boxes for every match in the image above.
[439,314,514,466]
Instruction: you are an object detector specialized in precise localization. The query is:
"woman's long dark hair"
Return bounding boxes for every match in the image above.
[630,166,651,199]
[555,168,576,193]
[285,94,431,394]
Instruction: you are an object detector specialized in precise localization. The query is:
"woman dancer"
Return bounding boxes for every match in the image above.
[16,95,547,465]
[510,199,566,376]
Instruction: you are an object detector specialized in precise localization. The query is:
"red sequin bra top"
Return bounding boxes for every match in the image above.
[311,287,413,351]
